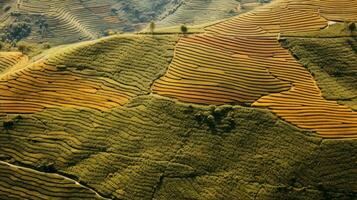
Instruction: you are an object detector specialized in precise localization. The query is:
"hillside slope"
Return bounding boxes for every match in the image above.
[0,0,357,199]
[155,0,269,28]
[153,0,357,138]
[0,0,268,46]
[0,0,182,44]
[1,95,356,199]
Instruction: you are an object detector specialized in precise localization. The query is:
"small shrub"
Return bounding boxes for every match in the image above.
[348,22,356,32]
[332,67,342,77]
[111,8,118,15]
[56,65,67,71]
[149,21,155,34]
[3,115,22,130]
[16,41,31,53]
[3,5,11,12]
[228,9,236,14]
[206,115,216,128]
[3,121,14,130]
[102,29,117,36]
[180,24,188,35]
[43,43,51,49]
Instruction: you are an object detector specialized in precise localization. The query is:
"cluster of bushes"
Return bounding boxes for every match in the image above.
[2,22,32,43]
[194,106,236,133]
[102,29,119,36]
[3,115,22,130]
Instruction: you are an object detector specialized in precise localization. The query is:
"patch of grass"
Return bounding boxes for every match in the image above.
[0,95,355,199]
[282,37,357,110]
[283,22,357,38]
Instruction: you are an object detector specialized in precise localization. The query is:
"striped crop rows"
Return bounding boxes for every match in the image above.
[0,52,28,74]
[15,0,122,43]
[0,95,354,198]
[0,96,356,199]
[0,161,104,199]
[0,35,177,113]
[157,0,240,27]
[152,0,357,138]
[153,35,292,105]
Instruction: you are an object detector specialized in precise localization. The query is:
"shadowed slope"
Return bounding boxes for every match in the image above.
[282,37,357,110]
[0,96,356,199]
[0,161,106,199]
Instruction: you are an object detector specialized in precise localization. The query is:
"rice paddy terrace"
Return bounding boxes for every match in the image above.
[0,0,260,45]
[153,0,357,138]
[155,0,266,28]
[0,0,357,199]
[0,0,183,44]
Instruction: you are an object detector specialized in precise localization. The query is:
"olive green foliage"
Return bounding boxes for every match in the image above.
[0,161,104,199]
[47,35,178,94]
[102,29,118,36]
[283,22,357,38]
[3,4,11,12]
[2,22,32,42]
[0,95,356,199]
[282,37,357,110]
[180,24,188,34]
[35,17,49,37]
[111,0,182,31]
[149,21,155,34]
[0,33,356,199]
[3,115,22,130]
[194,105,235,133]
[16,41,31,53]
[348,22,356,32]
[156,0,258,28]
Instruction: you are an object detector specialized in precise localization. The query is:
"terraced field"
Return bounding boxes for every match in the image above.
[1,0,265,45]
[1,0,357,199]
[282,37,357,109]
[0,35,177,113]
[0,52,28,74]
[153,0,357,138]
[0,161,105,199]
[156,0,260,28]
[1,96,356,199]
[0,0,182,44]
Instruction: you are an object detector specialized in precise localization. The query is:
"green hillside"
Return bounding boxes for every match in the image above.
[0,0,267,47]
[156,0,267,28]
[282,24,357,110]
[0,0,356,199]
[1,94,356,199]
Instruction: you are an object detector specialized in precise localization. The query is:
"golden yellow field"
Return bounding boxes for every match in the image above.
[153,0,357,138]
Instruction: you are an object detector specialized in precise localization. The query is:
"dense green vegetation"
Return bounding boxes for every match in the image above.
[1,95,356,199]
[46,34,178,95]
[0,1,356,199]
[0,32,355,199]
[282,32,357,110]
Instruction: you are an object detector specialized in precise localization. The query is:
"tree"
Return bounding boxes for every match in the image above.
[35,17,49,38]
[2,22,32,42]
[180,24,188,35]
[348,22,356,32]
[149,21,155,34]
[3,4,11,12]
[16,41,31,53]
